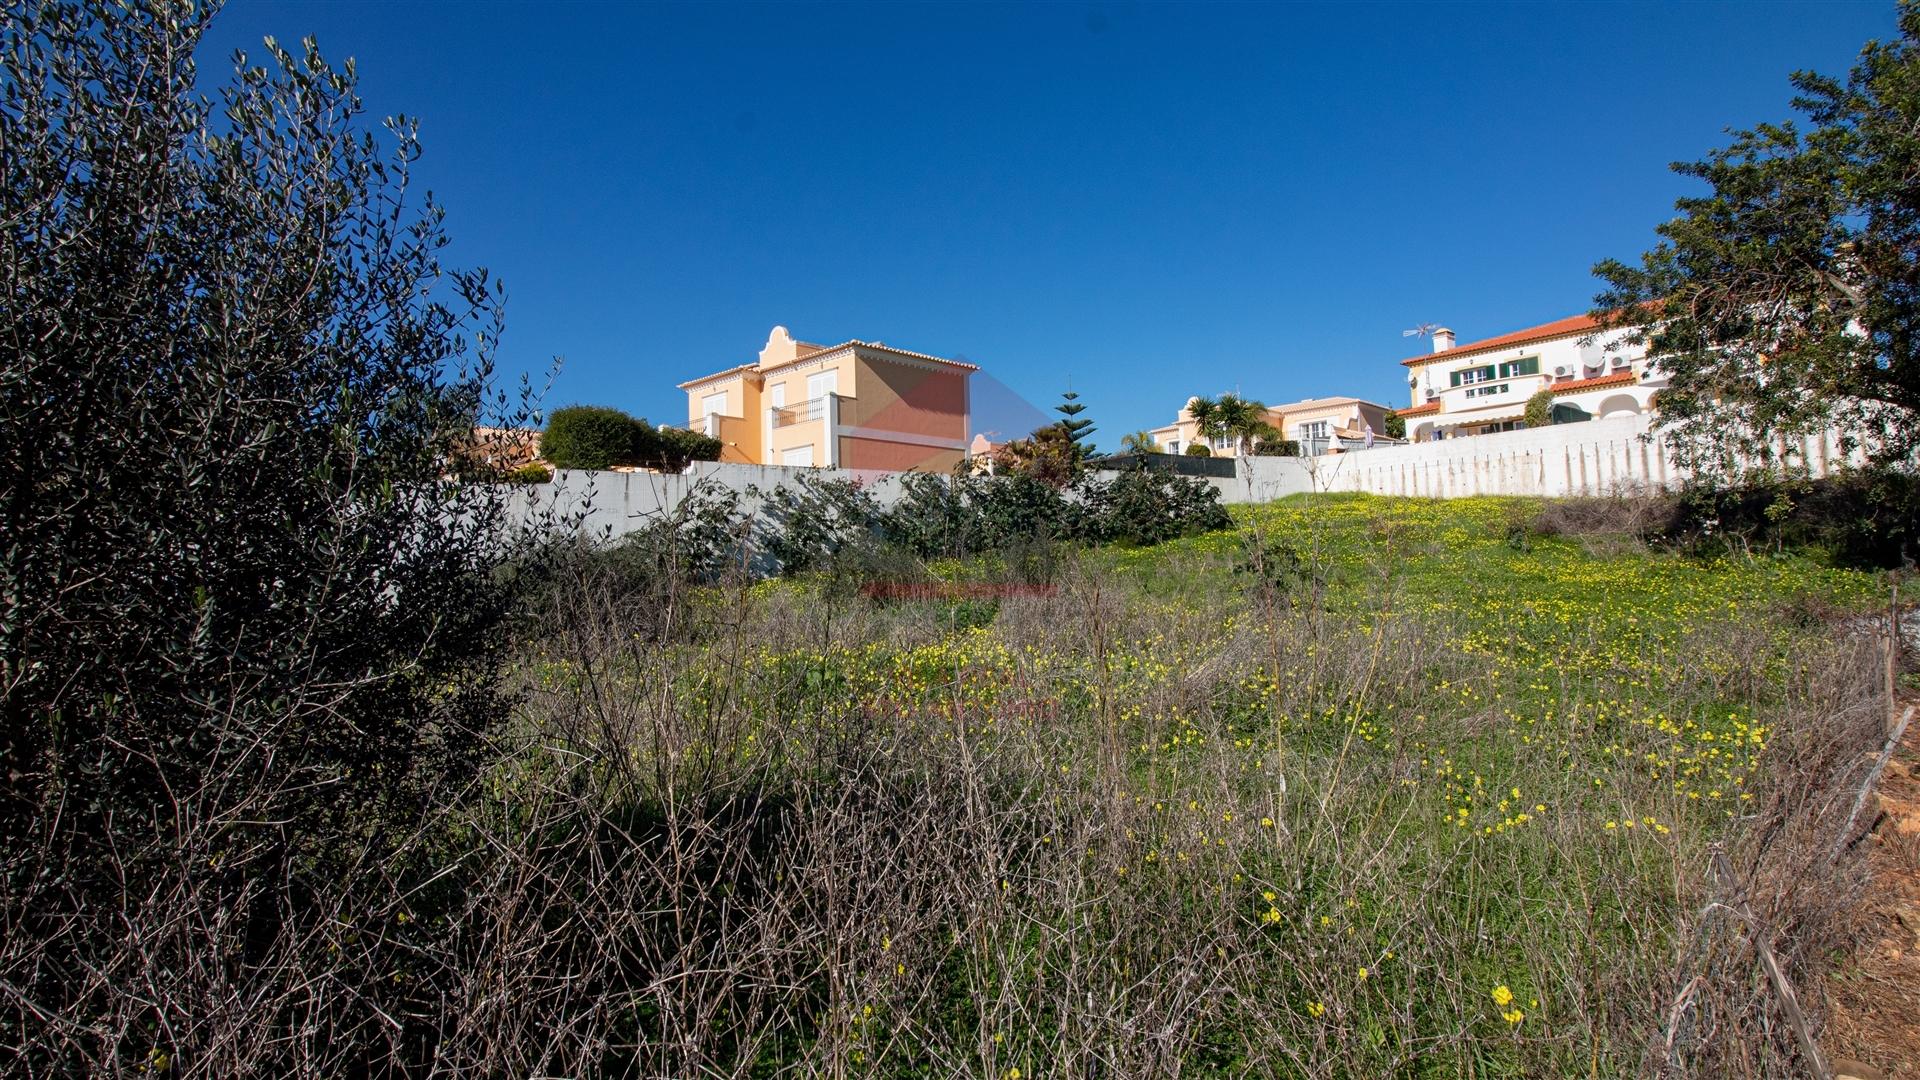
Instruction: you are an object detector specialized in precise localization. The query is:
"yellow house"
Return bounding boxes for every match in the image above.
[1148,395,1390,456]
[679,327,976,471]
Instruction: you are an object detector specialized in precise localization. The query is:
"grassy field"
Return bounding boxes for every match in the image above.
[511,493,1889,1078]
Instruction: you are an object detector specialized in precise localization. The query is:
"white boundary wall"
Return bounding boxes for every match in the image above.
[507,461,927,540]
[505,417,1854,542]
[1305,414,1853,499]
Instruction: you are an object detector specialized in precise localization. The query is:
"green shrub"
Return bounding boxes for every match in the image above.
[753,466,1229,572]
[642,424,722,470]
[1069,467,1231,545]
[1523,389,1554,428]
[541,408,723,472]
[1251,438,1300,457]
[754,474,883,575]
[506,462,554,484]
[1184,443,1212,457]
[1661,469,1920,568]
[541,405,642,470]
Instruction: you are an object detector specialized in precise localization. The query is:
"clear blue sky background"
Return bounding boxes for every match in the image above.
[203,1,1898,446]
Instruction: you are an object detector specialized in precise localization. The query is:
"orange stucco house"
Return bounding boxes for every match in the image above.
[680,326,975,472]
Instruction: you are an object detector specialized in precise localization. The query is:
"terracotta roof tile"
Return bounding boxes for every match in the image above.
[1395,401,1443,417]
[1401,314,1601,367]
[1548,371,1637,395]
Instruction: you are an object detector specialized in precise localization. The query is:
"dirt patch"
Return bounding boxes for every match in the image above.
[1824,697,1920,1076]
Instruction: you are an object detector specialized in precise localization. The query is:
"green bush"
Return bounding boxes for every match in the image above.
[542,407,723,472]
[1661,469,1920,568]
[541,405,642,470]
[644,424,723,470]
[754,475,884,575]
[506,462,554,484]
[1523,389,1555,428]
[1069,467,1232,545]
[755,466,1230,572]
[1184,443,1212,457]
[1251,438,1299,457]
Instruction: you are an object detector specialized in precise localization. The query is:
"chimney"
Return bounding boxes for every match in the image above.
[1432,327,1455,353]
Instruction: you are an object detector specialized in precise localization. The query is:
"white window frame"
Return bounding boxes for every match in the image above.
[781,445,815,468]
[805,370,838,403]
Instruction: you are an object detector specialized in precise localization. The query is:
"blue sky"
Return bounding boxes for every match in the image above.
[203,1,1898,446]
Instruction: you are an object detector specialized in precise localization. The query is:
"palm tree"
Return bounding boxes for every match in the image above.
[1187,394,1277,455]
[1120,430,1158,454]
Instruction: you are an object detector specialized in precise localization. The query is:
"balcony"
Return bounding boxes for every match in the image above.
[772,394,838,429]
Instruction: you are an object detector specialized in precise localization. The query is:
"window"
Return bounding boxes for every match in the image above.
[781,445,814,468]
[1463,384,1510,398]
[806,370,838,402]
[1297,421,1330,440]
[1451,357,1541,386]
[1166,440,1181,454]
[701,392,727,418]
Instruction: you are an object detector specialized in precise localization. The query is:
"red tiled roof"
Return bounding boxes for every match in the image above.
[1548,371,1637,395]
[1394,401,1442,417]
[1401,314,1601,367]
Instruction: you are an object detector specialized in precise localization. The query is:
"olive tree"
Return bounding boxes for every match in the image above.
[1,0,541,1070]
[1594,3,1920,472]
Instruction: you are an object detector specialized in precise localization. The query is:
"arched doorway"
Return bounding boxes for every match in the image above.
[1595,393,1642,419]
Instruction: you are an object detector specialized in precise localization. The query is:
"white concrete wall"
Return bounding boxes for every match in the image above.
[507,461,930,540]
[506,418,1853,542]
[508,457,1315,541]
[1309,414,1852,499]
[1210,457,1315,504]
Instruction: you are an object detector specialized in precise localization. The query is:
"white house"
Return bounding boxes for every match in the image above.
[1397,314,1664,442]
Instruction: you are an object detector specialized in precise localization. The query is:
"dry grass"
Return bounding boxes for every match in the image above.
[2,494,1894,1077]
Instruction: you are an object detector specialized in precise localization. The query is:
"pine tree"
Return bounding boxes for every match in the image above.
[1054,390,1096,448]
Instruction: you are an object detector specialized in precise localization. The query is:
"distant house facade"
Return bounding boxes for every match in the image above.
[1399,315,1664,442]
[679,326,975,471]
[1148,395,1391,457]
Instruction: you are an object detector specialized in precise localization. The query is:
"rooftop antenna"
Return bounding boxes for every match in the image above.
[1402,322,1441,340]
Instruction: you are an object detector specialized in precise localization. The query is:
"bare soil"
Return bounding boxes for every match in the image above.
[1824,693,1920,1078]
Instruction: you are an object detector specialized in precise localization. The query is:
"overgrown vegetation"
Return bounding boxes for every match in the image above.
[753,467,1232,574]
[2,1,539,1071]
[5,3,1910,1077]
[1526,471,1920,570]
[473,493,1889,1077]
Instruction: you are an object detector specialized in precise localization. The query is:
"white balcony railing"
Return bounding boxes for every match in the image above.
[772,394,837,429]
